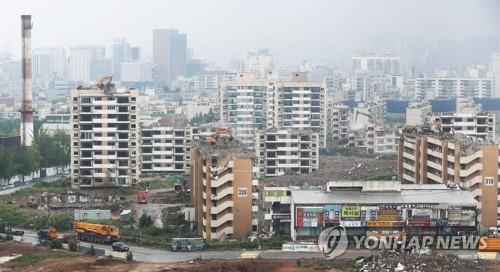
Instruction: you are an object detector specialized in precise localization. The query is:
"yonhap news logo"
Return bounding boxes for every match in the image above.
[317,226,348,260]
[317,230,489,260]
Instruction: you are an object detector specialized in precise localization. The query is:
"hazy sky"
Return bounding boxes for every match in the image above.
[1,0,499,66]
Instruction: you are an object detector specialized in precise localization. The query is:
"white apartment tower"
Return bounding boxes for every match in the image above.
[415,77,494,100]
[255,129,319,177]
[220,72,327,148]
[70,87,140,188]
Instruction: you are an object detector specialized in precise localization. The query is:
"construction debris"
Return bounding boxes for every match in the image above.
[263,155,396,186]
[356,250,485,272]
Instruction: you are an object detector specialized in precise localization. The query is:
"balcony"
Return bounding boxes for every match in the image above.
[214,186,233,200]
[211,173,233,187]
[211,213,234,227]
[459,164,482,177]
[211,201,233,214]
[211,225,233,240]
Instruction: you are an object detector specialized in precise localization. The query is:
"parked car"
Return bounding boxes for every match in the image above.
[112,242,129,252]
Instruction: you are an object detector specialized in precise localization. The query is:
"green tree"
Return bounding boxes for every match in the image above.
[139,213,153,228]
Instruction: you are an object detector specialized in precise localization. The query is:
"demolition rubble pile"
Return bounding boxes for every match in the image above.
[356,250,484,272]
[263,155,396,186]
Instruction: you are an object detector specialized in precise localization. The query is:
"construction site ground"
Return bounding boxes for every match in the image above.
[263,155,396,186]
[0,241,356,272]
[2,241,500,272]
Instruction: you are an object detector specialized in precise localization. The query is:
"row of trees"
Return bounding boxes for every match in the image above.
[189,108,218,125]
[0,130,70,181]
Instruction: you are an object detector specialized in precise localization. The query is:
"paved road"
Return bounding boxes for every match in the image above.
[17,229,494,263]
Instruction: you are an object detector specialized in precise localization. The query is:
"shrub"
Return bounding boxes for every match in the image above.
[68,240,77,252]
[126,251,133,261]
[49,239,62,249]
[139,213,153,228]
[88,244,95,256]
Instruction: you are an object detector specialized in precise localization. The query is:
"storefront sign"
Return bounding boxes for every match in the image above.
[282,243,320,252]
[447,209,462,221]
[412,209,432,220]
[272,214,291,221]
[296,208,304,227]
[367,221,406,227]
[377,210,398,221]
[341,221,362,227]
[341,206,361,219]
[296,207,323,228]
[407,219,432,226]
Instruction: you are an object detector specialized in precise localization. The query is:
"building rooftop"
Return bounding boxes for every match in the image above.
[291,187,476,207]
[194,135,255,161]
[402,128,495,151]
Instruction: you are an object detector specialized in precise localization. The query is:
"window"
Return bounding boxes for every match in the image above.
[237,187,248,197]
[485,177,495,186]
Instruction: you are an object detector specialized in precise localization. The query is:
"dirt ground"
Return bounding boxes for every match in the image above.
[0,241,353,272]
[263,155,396,186]
[2,242,500,272]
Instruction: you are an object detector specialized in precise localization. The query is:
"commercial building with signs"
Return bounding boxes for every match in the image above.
[397,130,500,228]
[70,87,140,188]
[263,187,293,235]
[190,132,259,240]
[264,180,477,240]
[255,129,319,177]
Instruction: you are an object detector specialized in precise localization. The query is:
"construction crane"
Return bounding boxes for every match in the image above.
[73,221,120,244]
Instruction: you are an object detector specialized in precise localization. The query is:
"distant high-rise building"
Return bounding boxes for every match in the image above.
[120,62,152,82]
[414,77,494,100]
[153,29,187,86]
[129,46,141,62]
[490,53,500,97]
[112,38,130,81]
[69,46,93,83]
[243,49,273,79]
[69,46,106,83]
[352,54,401,76]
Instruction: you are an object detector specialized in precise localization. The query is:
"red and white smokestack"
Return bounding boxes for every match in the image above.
[21,15,33,147]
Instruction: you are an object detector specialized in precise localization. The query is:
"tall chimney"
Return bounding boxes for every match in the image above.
[21,15,33,147]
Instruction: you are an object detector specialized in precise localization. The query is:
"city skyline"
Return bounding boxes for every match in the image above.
[1,0,499,67]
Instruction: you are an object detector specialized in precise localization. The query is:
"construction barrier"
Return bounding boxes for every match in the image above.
[104,250,127,259]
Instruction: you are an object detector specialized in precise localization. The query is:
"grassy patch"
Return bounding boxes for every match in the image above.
[363,170,397,180]
[11,179,70,198]
[138,175,186,190]
[0,201,73,230]
[5,252,80,268]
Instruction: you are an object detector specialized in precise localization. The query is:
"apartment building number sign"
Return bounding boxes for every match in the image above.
[237,187,248,197]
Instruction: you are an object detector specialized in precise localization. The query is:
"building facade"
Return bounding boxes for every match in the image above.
[153,29,187,85]
[397,131,500,228]
[140,126,193,173]
[263,181,476,241]
[328,104,350,142]
[220,72,327,148]
[70,87,140,188]
[191,134,259,240]
[255,129,319,177]
[415,77,494,100]
[433,113,496,140]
